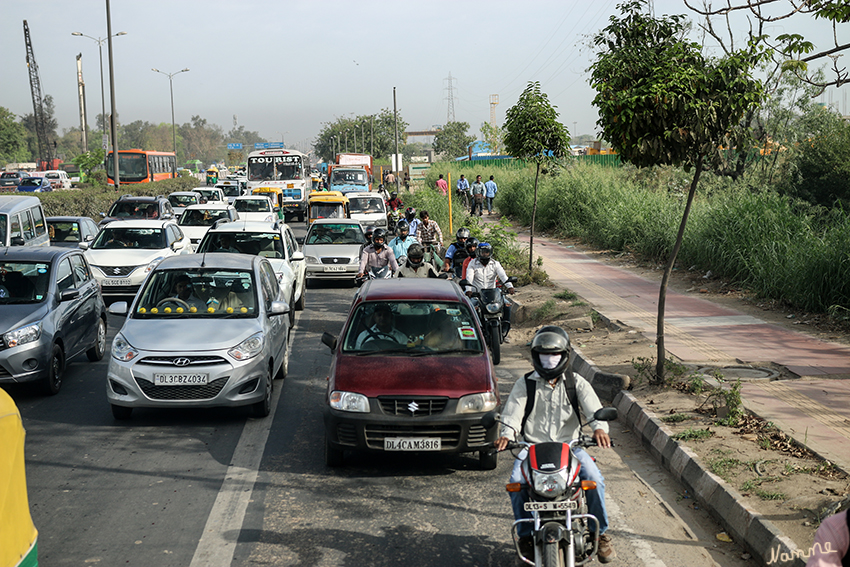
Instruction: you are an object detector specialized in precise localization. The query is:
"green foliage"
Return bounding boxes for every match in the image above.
[314,109,407,162]
[0,107,31,165]
[531,300,558,322]
[660,413,692,423]
[432,122,475,160]
[554,289,578,301]
[674,427,713,441]
[503,82,571,164]
[72,149,105,176]
[480,122,505,155]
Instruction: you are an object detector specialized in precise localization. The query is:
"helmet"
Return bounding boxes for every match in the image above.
[465,237,479,254]
[390,192,398,200]
[405,206,416,220]
[396,219,410,237]
[364,226,374,243]
[530,326,572,379]
[456,227,470,241]
[406,242,424,266]
[372,228,387,243]
[477,242,493,265]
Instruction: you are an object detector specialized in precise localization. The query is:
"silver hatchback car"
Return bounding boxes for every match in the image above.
[105,254,290,420]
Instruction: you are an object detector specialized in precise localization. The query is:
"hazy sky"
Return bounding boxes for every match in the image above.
[2,0,845,152]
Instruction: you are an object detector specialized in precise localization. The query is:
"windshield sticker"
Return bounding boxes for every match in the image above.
[37,268,47,273]
[458,327,477,340]
[446,308,461,316]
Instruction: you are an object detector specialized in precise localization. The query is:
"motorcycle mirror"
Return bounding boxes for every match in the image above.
[321,332,337,351]
[481,411,500,430]
[458,279,469,287]
[593,407,619,422]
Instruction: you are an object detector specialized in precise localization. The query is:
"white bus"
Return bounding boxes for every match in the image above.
[246,149,308,222]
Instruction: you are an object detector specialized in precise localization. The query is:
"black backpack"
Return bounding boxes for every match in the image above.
[520,371,582,437]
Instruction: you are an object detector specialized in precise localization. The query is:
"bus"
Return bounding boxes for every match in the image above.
[246,149,308,222]
[105,149,177,185]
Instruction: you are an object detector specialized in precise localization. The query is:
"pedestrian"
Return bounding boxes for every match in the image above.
[386,171,396,188]
[470,174,486,216]
[484,175,498,215]
[805,508,849,566]
[435,174,448,196]
[403,172,410,190]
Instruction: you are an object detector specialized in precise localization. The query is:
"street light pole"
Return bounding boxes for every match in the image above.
[71,30,127,146]
[151,67,190,154]
[106,0,120,189]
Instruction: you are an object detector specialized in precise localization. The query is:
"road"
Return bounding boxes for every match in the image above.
[7,225,758,567]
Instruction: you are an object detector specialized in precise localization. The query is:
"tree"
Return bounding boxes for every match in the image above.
[480,122,505,155]
[314,109,407,162]
[20,94,59,161]
[178,116,224,165]
[502,82,571,275]
[72,148,105,177]
[590,0,764,380]
[432,121,475,160]
[0,107,30,165]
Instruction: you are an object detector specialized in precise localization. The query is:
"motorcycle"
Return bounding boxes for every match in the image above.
[386,208,401,233]
[355,264,394,286]
[483,408,619,567]
[462,276,516,365]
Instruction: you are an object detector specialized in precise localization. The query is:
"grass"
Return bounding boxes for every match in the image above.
[554,289,578,301]
[707,454,742,480]
[674,427,713,441]
[755,489,787,501]
[532,299,558,321]
[661,413,691,423]
[740,476,780,491]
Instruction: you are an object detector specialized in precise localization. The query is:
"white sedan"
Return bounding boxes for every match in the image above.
[176,203,239,248]
[233,195,278,223]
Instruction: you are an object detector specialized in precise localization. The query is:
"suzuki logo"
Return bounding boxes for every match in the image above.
[408,401,419,414]
[173,358,191,367]
[112,268,122,275]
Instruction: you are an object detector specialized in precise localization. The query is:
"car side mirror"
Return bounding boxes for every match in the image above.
[321,332,337,351]
[100,212,106,217]
[593,407,619,422]
[269,300,290,316]
[59,289,80,302]
[85,234,94,241]
[10,236,25,246]
[108,301,129,315]
[78,242,90,250]
[291,251,304,262]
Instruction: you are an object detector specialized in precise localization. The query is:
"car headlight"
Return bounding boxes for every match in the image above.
[457,391,498,414]
[264,215,274,222]
[532,468,570,498]
[305,255,319,264]
[111,333,139,362]
[485,303,501,314]
[228,332,264,361]
[349,257,359,264]
[4,321,42,348]
[145,256,165,273]
[329,391,370,413]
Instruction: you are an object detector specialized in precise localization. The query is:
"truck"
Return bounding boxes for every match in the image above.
[334,153,373,190]
[327,163,370,195]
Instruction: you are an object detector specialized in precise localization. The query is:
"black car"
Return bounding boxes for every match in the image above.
[99,194,175,227]
[47,216,101,248]
[0,171,29,190]
[0,246,108,395]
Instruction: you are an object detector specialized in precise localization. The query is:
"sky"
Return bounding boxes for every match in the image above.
[1,0,846,153]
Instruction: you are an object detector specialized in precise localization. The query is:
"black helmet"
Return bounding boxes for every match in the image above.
[364,226,374,243]
[456,227,470,241]
[465,237,479,254]
[405,206,416,220]
[477,242,493,265]
[396,219,410,236]
[390,192,398,200]
[406,242,424,266]
[530,326,572,379]
[372,228,387,243]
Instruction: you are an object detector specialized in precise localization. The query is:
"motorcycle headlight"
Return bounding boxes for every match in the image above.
[4,321,42,348]
[457,391,498,414]
[532,469,570,498]
[111,333,139,362]
[229,332,265,361]
[305,255,319,264]
[329,391,370,413]
[485,303,501,314]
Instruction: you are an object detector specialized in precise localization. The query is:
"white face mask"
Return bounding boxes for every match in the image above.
[539,353,562,369]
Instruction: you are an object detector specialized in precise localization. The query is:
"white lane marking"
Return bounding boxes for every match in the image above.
[605,496,669,567]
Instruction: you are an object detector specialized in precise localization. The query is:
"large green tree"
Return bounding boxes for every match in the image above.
[503,82,571,275]
[432,121,475,160]
[590,0,764,380]
[480,122,505,155]
[314,109,407,162]
[20,94,59,162]
[0,107,30,165]
[178,116,224,165]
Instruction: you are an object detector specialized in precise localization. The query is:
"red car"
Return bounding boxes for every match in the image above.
[321,278,501,469]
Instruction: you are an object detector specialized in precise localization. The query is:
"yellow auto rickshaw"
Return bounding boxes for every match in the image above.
[307,191,350,226]
[205,167,218,186]
[252,186,285,220]
[0,388,38,567]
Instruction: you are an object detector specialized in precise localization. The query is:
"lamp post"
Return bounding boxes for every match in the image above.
[151,67,190,154]
[71,30,126,146]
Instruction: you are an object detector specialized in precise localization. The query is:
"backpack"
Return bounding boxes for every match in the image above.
[520,371,582,437]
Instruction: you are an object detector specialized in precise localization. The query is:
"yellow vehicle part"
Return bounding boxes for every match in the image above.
[0,388,37,567]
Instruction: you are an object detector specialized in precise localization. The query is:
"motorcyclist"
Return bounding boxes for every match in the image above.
[405,207,420,237]
[443,227,471,276]
[415,210,444,260]
[494,326,615,563]
[363,226,374,246]
[386,191,403,211]
[357,227,398,278]
[376,183,390,201]
[388,220,418,261]
[397,243,441,278]
[464,242,515,336]
[460,237,478,280]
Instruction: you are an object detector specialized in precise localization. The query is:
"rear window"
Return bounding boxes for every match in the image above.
[1,173,21,179]
[108,200,160,219]
[49,221,81,243]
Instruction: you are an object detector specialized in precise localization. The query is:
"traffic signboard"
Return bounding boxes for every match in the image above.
[227,143,243,150]
[253,142,284,150]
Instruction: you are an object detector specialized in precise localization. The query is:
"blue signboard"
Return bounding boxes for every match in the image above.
[227,143,243,150]
[253,142,284,150]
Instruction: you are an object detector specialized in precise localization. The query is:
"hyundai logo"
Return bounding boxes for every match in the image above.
[408,401,419,414]
[173,358,191,367]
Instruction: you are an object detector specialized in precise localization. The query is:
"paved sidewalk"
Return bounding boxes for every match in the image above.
[505,225,850,475]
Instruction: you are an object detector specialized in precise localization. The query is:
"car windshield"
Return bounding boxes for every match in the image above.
[197,231,284,259]
[0,215,6,245]
[309,203,343,220]
[198,190,220,201]
[0,262,50,304]
[178,208,231,227]
[91,227,165,250]
[18,178,42,187]
[169,194,198,207]
[331,170,366,185]
[218,185,241,197]
[342,301,483,354]
[107,201,160,219]
[234,199,271,213]
[49,221,81,243]
[306,223,364,245]
[133,268,257,318]
[350,197,384,214]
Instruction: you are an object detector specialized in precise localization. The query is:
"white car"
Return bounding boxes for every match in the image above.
[176,203,239,247]
[42,170,72,190]
[347,192,387,228]
[82,220,192,296]
[233,195,277,223]
[195,220,306,321]
[195,187,226,204]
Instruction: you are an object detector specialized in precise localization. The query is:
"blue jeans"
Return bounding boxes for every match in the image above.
[509,447,608,538]
[486,196,494,213]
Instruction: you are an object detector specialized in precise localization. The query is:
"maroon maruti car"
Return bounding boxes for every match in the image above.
[321,278,500,469]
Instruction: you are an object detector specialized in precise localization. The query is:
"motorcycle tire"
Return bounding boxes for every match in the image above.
[540,541,563,567]
[489,324,501,365]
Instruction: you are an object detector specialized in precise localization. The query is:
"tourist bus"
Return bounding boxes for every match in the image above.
[105,149,177,185]
[246,149,308,222]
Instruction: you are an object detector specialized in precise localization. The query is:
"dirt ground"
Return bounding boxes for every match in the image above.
[502,238,850,553]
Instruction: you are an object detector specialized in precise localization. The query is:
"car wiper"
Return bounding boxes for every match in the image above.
[354,347,411,356]
[410,348,478,356]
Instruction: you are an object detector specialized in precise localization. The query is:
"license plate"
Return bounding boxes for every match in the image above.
[524,501,578,512]
[102,278,132,286]
[323,266,347,272]
[384,438,441,451]
[153,373,209,386]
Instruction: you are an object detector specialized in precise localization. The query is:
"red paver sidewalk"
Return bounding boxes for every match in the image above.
[502,223,850,472]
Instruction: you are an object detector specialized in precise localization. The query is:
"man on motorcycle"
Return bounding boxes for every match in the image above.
[388,220,418,261]
[415,210,443,256]
[464,242,515,336]
[357,228,398,278]
[495,326,615,563]
[460,237,478,280]
[397,243,441,278]
[386,191,403,211]
[405,207,421,237]
[443,227,471,276]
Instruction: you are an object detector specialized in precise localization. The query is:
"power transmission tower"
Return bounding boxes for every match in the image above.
[489,94,499,127]
[23,20,53,168]
[444,72,457,124]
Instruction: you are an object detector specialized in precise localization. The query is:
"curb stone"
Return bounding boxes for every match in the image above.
[573,350,807,567]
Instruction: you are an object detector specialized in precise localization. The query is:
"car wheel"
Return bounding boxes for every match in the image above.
[479,449,498,470]
[288,291,296,326]
[325,434,344,467]
[86,317,107,361]
[294,276,306,310]
[250,367,273,417]
[111,404,133,420]
[42,344,65,395]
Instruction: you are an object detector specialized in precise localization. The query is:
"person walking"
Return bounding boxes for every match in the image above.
[470,175,486,216]
[484,175,498,215]
[435,174,448,196]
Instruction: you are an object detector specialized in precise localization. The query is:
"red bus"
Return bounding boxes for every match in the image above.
[105,149,177,185]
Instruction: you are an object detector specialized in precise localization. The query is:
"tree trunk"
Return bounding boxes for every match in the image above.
[528,162,540,275]
[655,155,703,382]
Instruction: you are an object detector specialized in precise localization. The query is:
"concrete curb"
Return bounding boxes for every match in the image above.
[573,350,806,567]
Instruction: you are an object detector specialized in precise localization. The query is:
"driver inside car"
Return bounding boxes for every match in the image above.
[354,303,407,349]
[167,275,207,311]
